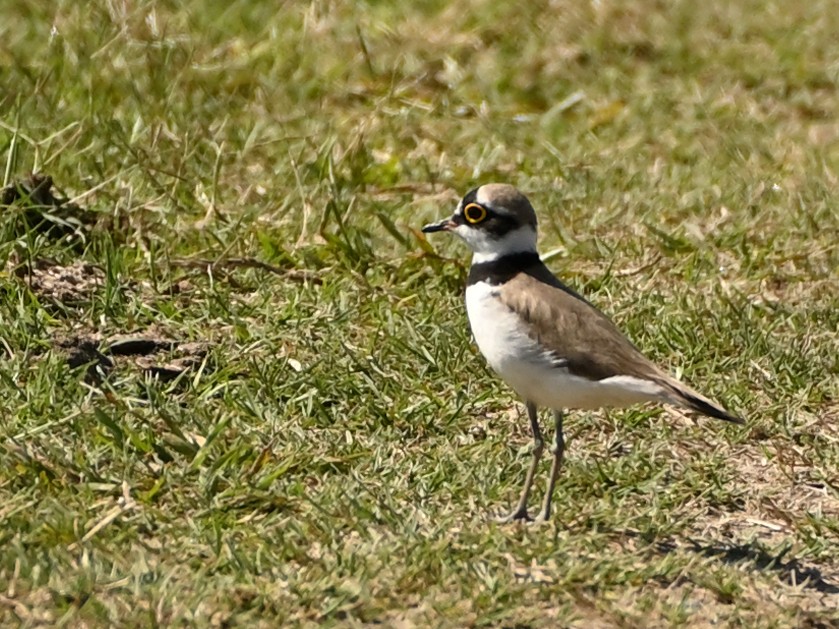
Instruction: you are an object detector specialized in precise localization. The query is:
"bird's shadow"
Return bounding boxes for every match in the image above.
[649,535,839,594]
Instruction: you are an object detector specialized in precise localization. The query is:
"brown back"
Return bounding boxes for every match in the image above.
[498,261,663,382]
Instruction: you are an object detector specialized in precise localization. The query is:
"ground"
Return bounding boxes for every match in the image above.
[1,0,838,626]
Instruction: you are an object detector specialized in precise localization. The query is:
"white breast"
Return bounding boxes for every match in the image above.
[464,281,667,410]
[465,281,543,383]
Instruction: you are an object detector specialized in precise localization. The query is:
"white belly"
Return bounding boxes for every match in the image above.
[464,281,665,410]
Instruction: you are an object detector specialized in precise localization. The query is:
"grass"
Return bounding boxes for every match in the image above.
[1,0,838,626]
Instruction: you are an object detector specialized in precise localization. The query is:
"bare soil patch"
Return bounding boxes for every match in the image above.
[1,173,103,245]
[54,331,210,383]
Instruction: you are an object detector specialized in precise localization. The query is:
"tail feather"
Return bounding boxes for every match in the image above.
[662,380,743,424]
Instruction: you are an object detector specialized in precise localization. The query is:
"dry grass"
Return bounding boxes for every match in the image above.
[1,0,838,626]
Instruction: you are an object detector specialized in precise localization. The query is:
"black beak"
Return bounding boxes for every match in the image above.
[421,217,455,233]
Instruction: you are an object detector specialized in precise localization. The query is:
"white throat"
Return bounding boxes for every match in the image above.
[455,225,538,264]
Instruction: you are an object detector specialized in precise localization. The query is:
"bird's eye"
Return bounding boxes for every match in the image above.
[463,203,488,224]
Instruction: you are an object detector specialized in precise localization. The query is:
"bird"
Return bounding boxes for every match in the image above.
[422,183,743,523]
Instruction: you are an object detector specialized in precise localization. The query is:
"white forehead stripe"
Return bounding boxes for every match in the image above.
[475,186,515,217]
[476,186,491,206]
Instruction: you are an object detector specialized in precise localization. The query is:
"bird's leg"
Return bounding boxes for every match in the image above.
[535,409,565,523]
[497,401,542,523]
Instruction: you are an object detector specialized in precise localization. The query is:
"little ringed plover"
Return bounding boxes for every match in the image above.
[422,183,742,523]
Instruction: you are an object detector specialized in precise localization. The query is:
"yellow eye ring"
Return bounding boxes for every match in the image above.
[463,203,487,224]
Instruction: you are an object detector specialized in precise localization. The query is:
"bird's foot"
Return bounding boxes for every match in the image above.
[532,510,552,524]
[494,507,533,523]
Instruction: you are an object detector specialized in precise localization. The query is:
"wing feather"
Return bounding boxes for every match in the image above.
[498,263,662,382]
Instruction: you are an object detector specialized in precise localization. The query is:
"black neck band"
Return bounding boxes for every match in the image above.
[467,251,541,286]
